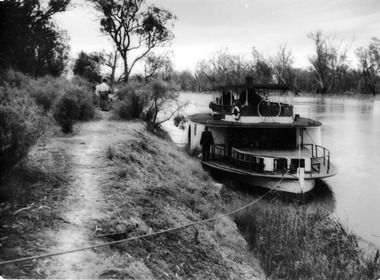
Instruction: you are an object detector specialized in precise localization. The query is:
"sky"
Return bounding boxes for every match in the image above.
[53,0,380,74]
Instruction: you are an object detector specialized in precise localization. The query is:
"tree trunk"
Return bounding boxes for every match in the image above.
[123,59,129,83]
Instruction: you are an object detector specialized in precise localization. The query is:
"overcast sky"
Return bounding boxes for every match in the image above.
[54,0,380,73]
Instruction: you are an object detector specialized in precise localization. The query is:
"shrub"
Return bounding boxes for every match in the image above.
[70,76,96,120]
[49,76,95,132]
[0,108,27,175]
[1,68,32,89]
[53,94,80,133]
[2,72,96,119]
[114,100,132,119]
[0,84,50,176]
[25,75,66,112]
[114,82,149,120]
[106,145,115,160]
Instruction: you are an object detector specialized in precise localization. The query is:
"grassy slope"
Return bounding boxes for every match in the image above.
[96,126,264,279]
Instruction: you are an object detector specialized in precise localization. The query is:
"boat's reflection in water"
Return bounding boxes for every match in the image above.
[304,179,336,213]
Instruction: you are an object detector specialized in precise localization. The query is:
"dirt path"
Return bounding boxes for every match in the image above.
[37,112,145,278]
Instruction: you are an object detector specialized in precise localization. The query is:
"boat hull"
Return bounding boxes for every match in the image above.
[241,174,315,194]
[202,161,315,194]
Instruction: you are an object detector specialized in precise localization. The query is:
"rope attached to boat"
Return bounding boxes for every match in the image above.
[0,175,287,267]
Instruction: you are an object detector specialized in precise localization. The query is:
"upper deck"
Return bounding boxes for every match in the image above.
[204,79,313,125]
[188,113,321,128]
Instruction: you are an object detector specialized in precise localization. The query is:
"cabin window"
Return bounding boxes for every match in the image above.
[194,124,197,136]
[274,158,288,171]
[291,158,305,168]
[239,90,246,105]
[228,127,296,149]
[222,91,232,105]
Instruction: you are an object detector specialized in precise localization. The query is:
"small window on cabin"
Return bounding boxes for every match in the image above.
[194,124,197,136]
[291,159,305,168]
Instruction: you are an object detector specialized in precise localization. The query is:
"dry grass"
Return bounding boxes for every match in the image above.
[233,198,380,280]
[95,129,261,279]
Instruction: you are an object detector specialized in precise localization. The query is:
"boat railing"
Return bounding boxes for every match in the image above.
[211,143,331,176]
[209,102,293,117]
[211,144,266,172]
[302,143,331,174]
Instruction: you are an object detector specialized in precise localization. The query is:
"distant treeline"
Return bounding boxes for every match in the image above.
[162,33,380,95]
[1,1,379,95]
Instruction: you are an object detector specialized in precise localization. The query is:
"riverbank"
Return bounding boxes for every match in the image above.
[0,111,264,279]
[0,110,379,279]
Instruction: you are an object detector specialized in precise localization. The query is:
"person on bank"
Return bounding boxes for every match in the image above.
[95,79,110,111]
[200,126,214,162]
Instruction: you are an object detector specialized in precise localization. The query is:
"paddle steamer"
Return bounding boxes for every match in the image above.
[187,78,337,193]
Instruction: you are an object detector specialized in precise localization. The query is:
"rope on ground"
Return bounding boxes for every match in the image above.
[0,174,287,266]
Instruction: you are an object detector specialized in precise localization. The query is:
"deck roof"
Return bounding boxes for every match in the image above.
[187,113,322,128]
[215,83,292,91]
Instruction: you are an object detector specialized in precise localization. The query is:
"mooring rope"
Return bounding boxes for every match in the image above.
[0,174,287,266]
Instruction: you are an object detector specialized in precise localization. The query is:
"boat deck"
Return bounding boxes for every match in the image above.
[232,147,311,158]
[188,113,321,128]
[203,157,337,180]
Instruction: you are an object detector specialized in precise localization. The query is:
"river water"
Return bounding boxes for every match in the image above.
[163,92,380,248]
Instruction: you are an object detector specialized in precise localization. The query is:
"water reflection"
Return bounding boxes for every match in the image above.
[305,179,336,213]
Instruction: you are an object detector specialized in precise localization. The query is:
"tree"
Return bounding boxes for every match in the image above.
[143,51,172,81]
[0,0,71,77]
[271,43,295,84]
[73,51,104,84]
[104,48,120,85]
[307,30,351,93]
[195,48,250,90]
[175,70,196,91]
[143,79,187,128]
[356,38,380,95]
[90,0,177,83]
[252,47,273,83]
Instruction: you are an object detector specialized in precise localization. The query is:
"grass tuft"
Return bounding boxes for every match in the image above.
[106,145,116,160]
[233,199,379,279]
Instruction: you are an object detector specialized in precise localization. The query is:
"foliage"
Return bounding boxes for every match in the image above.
[53,94,80,133]
[1,70,95,117]
[52,77,95,132]
[70,76,96,121]
[356,37,380,96]
[73,51,105,84]
[143,51,173,81]
[27,76,68,112]
[173,114,187,130]
[234,200,379,279]
[113,82,149,119]
[307,30,352,94]
[90,0,177,82]
[113,79,186,127]
[143,79,187,128]
[196,47,251,89]
[0,0,71,77]
[169,33,376,95]
[0,68,32,89]
[270,43,295,85]
[0,84,50,176]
